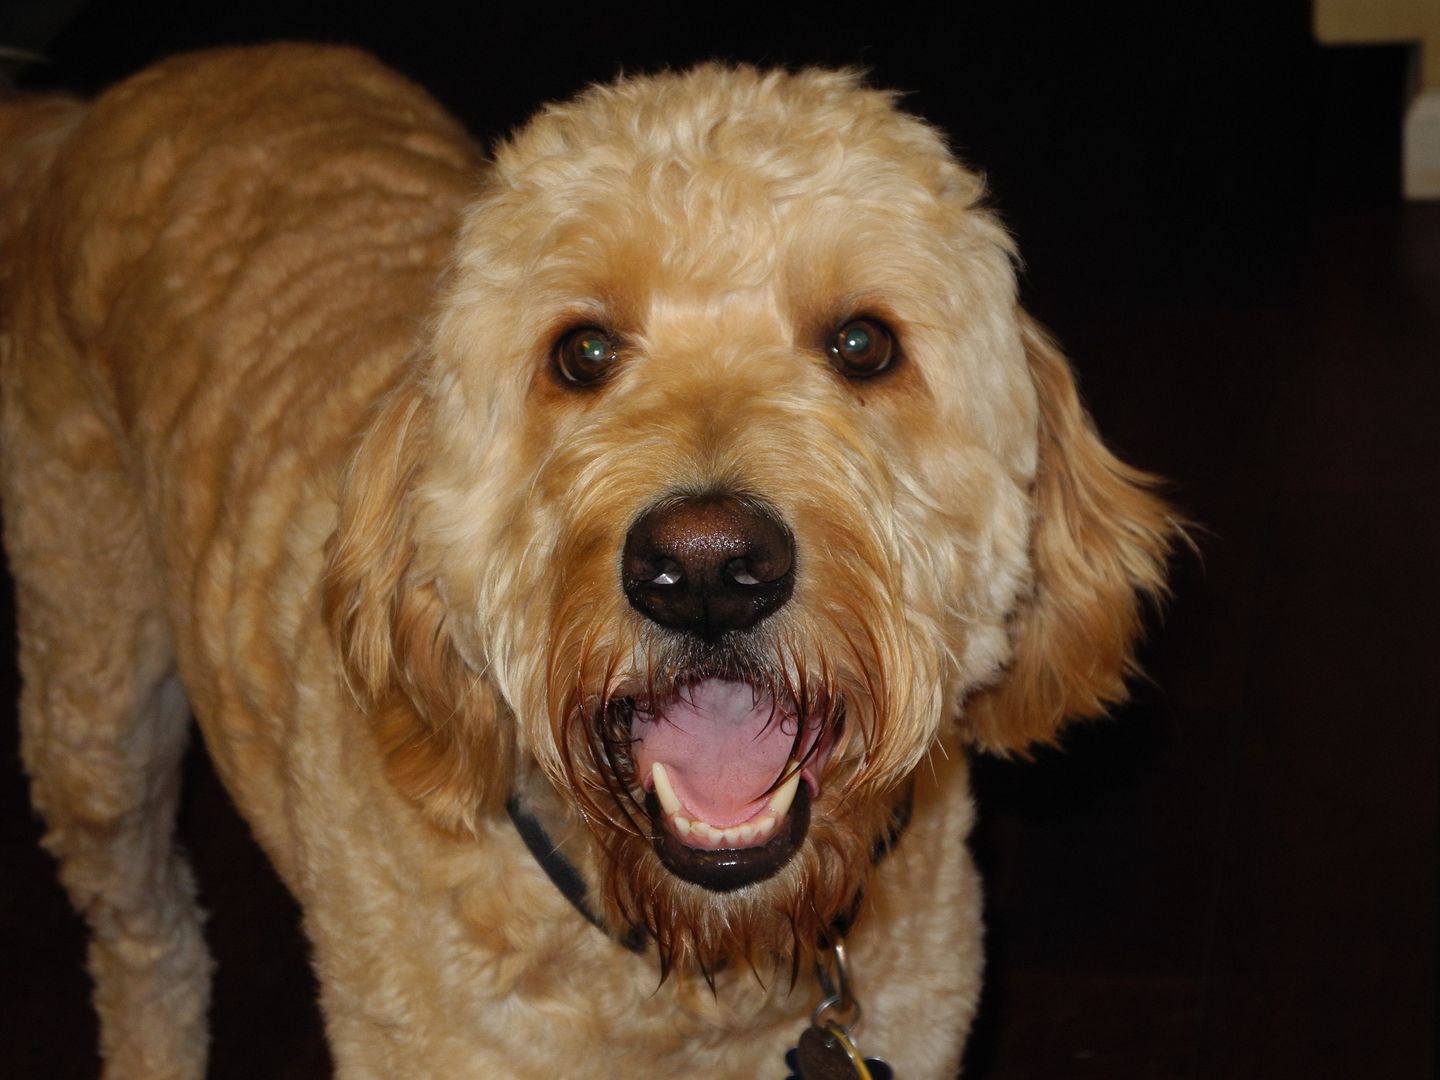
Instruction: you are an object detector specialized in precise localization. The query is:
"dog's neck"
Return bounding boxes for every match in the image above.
[504,793,649,952]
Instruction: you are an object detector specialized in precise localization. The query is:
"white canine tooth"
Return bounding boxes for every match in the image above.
[768,769,801,817]
[651,762,681,816]
[673,815,692,838]
[755,814,776,841]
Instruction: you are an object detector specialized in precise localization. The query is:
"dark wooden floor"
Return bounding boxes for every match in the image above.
[2,3,1435,1077]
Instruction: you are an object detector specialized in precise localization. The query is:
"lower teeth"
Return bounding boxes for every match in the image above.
[647,762,803,848]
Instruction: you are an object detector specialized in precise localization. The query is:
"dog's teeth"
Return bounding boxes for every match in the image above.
[651,762,681,816]
[768,769,801,817]
[658,764,800,848]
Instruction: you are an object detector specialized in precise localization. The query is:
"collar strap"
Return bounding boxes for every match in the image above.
[506,783,914,954]
[505,794,648,953]
[823,783,914,945]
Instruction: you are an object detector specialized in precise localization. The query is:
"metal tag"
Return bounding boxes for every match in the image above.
[784,1020,893,1080]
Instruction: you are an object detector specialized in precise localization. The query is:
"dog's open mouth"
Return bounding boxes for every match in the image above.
[628,678,831,892]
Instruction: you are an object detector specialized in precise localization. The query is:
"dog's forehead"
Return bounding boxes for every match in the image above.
[467,68,1007,324]
[451,65,1012,312]
[487,65,982,270]
[495,65,961,191]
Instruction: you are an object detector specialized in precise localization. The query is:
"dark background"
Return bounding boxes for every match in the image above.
[2,2,1436,1077]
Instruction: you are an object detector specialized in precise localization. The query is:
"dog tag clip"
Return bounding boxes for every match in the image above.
[784,1018,893,1079]
[785,937,893,1079]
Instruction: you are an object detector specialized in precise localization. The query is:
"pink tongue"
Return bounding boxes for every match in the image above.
[631,679,798,828]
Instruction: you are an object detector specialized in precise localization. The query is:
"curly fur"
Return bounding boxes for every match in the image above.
[1,45,1174,1077]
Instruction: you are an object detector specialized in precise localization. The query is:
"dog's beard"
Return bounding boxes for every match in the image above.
[549,632,903,978]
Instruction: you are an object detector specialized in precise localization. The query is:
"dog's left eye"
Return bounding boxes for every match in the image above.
[554,327,620,386]
[828,318,895,377]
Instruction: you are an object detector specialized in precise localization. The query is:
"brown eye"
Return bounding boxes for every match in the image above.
[554,327,620,386]
[828,318,895,377]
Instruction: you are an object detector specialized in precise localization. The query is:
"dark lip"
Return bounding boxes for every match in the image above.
[644,783,811,892]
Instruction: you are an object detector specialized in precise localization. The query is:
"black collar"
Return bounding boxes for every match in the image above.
[505,795,649,952]
[506,784,913,953]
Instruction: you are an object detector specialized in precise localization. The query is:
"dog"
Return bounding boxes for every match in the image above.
[0,44,1174,1078]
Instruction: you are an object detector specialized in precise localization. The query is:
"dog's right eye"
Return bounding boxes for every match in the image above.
[554,327,620,387]
[828,317,896,378]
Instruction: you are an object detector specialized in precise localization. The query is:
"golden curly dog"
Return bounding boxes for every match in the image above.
[0,44,1173,1078]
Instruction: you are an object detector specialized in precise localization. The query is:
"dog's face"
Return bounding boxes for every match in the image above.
[325,66,1171,969]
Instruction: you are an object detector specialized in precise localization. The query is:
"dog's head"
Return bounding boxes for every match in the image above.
[324,65,1174,969]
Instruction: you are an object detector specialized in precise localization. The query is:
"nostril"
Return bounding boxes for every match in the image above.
[651,558,683,586]
[726,558,761,587]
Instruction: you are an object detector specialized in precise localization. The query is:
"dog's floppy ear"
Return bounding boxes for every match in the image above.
[965,315,1177,752]
[324,373,511,834]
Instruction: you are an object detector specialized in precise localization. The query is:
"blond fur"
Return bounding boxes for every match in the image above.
[1,45,1174,1078]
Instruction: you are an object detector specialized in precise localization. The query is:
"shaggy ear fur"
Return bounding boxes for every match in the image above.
[324,374,511,833]
[965,315,1177,752]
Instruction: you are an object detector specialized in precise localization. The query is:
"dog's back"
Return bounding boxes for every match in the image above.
[0,46,483,1077]
[0,94,84,305]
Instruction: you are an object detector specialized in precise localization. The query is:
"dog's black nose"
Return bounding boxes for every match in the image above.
[622,494,795,640]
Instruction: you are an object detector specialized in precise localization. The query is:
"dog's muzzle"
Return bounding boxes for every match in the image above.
[619,494,823,890]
